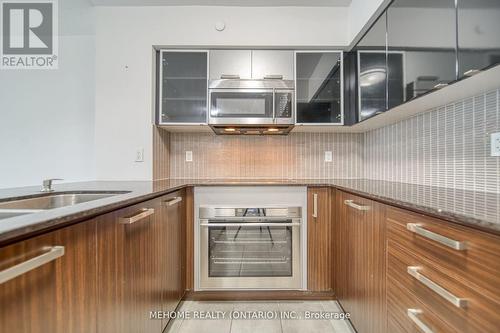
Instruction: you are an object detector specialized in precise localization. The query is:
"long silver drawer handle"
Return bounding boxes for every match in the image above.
[344,200,370,211]
[312,193,318,218]
[164,197,182,206]
[119,208,155,224]
[407,309,434,333]
[200,223,300,227]
[407,266,468,308]
[406,223,467,250]
[0,246,65,285]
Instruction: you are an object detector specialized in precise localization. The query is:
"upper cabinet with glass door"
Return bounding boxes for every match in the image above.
[295,51,343,124]
[457,0,500,78]
[158,50,208,124]
[355,13,389,122]
[387,0,457,106]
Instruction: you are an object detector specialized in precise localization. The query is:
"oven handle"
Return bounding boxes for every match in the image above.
[200,223,300,227]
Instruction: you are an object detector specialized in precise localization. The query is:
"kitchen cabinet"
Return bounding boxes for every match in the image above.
[158,190,186,330]
[386,207,500,333]
[209,49,294,80]
[334,191,386,333]
[0,219,97,333]
[307,187,333,292]
[387,0,457,106]
[296,51,343,124]
[96,199,162,333]
[457,0,500,78]
[209,50,252,80]
[158,50,208,124]
[252,50,294,80]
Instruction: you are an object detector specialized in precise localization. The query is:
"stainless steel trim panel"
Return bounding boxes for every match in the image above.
[209,79,295,90]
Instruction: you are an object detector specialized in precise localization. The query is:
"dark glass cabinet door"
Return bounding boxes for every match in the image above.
[159,50,208,124]
[295,52,343,124]
[457,0,500,78]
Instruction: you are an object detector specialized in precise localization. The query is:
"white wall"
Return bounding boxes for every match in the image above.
[94,5,350,181]
[0,0,96,188]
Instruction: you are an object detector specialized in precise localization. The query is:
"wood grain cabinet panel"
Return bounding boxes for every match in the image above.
[0,220,97,333]
[96,199,162,333]
[157,190,186,330]
[334,191,386,333]
[387,207,500,333]
[307,187,333,292]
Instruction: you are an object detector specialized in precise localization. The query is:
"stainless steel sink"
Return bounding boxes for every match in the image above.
[0,191,129,219]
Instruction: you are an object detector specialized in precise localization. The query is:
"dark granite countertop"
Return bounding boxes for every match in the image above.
[0,179,499,245]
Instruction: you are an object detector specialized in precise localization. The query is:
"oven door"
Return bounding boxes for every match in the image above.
[199,220,301,290]
[209,89,275,125]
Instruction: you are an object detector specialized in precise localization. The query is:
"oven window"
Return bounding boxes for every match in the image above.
[210,92,273,118]
[208,225,292,277]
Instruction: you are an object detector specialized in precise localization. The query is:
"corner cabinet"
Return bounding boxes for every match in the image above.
[157,50,208,125]
[295,51,344,125]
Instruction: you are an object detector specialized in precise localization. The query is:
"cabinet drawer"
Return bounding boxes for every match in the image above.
[388,239,500,332]
[386,207,500,303]
[387,275,455,333]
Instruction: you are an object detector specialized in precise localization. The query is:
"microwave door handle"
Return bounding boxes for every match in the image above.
[272,88,276,122]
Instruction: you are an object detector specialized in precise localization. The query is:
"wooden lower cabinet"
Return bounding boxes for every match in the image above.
[0,190,186,333]
[158,190,186,330]
[307,187,333,292]
[0,219,97,333]
[97,193,186,333]
[334,190,386,333]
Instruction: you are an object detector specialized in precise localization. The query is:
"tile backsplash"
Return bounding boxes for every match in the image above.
[154,89,500,193]
[365,89,500,193]
[167,132,364,179]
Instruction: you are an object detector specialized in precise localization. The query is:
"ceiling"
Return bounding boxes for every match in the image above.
[90,0,352,6]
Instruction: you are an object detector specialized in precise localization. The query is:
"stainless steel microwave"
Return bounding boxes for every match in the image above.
[208,79,295,126]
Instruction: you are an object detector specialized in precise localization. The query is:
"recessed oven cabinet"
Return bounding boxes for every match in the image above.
[199,207,302,290]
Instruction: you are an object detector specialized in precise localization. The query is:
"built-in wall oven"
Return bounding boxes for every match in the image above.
[199,207,302,290]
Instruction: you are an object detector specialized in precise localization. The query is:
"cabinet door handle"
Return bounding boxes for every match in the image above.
[264,75,283,80]
[406,223,467,250]
[0,246,65,285]
[312,193,318,218]
[407,266,468,308]
[407,309,434,333]
[164,197,182,206]
[344,200,370,211]
[119,208,155,224]
[220,74,240,79]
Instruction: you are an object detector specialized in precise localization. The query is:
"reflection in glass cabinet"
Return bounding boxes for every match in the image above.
[458,0,500,78]
[387,0,457,105]
[295,51,343,124]
[356,12,388,122]
[159,50,208,124]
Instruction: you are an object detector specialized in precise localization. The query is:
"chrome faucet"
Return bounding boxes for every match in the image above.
[41,178,63,192]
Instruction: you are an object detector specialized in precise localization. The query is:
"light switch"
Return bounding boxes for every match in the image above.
[185,151,193,162]
[324,151,333,162]
[491,132,500,157]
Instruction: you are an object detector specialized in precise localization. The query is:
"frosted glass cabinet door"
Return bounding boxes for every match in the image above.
[295,51,343,124]
[159,50,208,124]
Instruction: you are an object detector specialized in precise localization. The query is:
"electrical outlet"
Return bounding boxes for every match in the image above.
[185,151,193,162]
[135,148,144,162]
[491,132,500,157]
[324,151,333,162]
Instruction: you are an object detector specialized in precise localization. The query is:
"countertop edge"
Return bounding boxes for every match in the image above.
[0,181,499,246]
